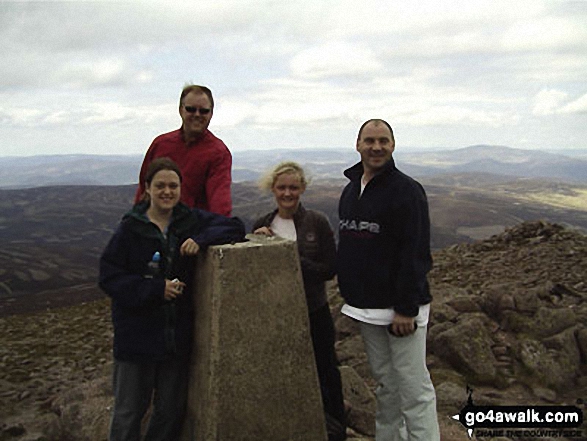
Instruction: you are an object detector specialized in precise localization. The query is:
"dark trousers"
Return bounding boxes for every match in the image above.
[309,303,346,425]
[109,357,189,441]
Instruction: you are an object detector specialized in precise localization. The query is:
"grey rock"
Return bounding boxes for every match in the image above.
[500,307,577,338]
[340,366,376,437]
[517,339,577,391]
[433,316,497,385]
[446,295,482,313]
[513,288,540,314]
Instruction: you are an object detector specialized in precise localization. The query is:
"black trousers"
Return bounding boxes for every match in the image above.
[309,303,346,425]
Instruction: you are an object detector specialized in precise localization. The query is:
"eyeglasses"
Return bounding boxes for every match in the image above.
[183,105,211,115]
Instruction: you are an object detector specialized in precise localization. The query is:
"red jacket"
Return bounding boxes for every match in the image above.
[135,128,232,216]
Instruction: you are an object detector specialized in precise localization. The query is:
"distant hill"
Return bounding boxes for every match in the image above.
[406,145,587,183]
[1,145,586,310]
[0,155,142,188]
[1,176,586,309]
[1,145,586,188]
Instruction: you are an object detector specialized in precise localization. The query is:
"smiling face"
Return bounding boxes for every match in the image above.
[271,172,305,217]
[356,121,395,177]
[146,169,181,213]
[179,91,213,142]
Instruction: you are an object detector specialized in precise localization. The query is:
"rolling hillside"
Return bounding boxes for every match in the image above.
[1,145,586,188]
[1,176,586,315]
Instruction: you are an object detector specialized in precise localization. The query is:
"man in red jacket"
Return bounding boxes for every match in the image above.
[135,85,232,216]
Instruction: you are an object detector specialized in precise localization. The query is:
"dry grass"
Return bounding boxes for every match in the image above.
[0,298,112,420]
[514,188,587,210]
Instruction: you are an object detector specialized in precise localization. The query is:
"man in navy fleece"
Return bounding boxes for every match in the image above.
[337,119,439,441]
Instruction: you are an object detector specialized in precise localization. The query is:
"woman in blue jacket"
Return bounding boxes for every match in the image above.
[99,157,245,441]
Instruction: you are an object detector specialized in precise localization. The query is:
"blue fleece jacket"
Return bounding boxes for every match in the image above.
[99,201,245,362]
[337,159,433,317]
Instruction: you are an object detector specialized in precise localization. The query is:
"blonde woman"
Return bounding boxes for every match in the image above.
[253,161,346,440]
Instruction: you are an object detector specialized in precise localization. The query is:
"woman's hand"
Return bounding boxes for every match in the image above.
[164,278,186,301]
[253,226,274,236]
[180,238,200,256]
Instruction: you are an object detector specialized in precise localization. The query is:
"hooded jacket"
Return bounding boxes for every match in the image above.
[99,201,245,362]
[337,159,432,317]
[252,204,336,313]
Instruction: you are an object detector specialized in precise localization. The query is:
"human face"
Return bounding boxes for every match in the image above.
[146,170,181,213]
[356,122,395,176]
[180,92,213,141]
[271,173,305,217]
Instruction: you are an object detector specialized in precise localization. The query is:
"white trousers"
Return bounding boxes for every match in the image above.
[360,322,440,441]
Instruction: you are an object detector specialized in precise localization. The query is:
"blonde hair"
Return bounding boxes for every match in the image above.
[258,161,309,192]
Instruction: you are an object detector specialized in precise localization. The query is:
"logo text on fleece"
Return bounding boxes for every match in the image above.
[339,219,380,234]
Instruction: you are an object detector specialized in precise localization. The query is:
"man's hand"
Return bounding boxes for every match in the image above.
[389,313,417,337]
[180,238,200,256]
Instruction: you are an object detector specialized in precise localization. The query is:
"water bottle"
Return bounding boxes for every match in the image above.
[146,251,161,278]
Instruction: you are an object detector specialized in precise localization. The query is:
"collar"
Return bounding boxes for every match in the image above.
[179,127,210,145]
[268,203,307,225]
[124,201,192,225]
[344,158,397,183]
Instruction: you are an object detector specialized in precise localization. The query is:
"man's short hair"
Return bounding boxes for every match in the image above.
[357,119,395,142]
[179,84,214,109]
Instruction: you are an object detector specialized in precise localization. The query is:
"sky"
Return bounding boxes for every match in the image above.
[1,0,587,157]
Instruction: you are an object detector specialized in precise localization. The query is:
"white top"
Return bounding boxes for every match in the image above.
[341,303,430,326]
[270,215,297,241]
[344,173,430,327]
[360,175,367,196]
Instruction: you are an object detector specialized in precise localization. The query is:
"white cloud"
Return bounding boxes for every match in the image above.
[533,89,569,116]
[51,58,150,88]
[290,41,383,79]
[231,79,359,126]
[501,16,587,52]
[521,53,587,83]
[398,105,519,127]
[559,93,587,114]
[0,102,176,128]
[0,107,43,126]
[212,101,258,127]
[532,89,587,116]
[1,0,587,155]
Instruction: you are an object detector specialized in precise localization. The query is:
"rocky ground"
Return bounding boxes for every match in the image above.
[1,221,586,440]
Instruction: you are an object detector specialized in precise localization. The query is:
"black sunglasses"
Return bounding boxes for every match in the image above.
[184,106,211,115]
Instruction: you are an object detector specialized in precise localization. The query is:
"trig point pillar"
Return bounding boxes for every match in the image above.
[183,235,327,441]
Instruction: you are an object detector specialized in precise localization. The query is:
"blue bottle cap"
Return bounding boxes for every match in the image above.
[152,251,161,262]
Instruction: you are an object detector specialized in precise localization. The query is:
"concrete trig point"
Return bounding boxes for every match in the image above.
[183,235,328,441]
